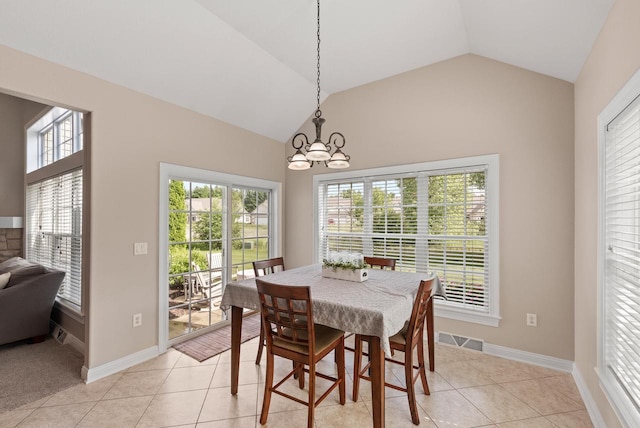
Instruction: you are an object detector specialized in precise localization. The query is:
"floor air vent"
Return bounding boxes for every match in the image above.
[52,326,67,344]
[437,331,483,352]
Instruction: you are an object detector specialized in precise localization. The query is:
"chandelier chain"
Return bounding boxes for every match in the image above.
[316,0,321,114]
[287,0,349,170]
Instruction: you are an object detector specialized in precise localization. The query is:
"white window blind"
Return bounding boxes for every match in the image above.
[603,93,640,417]
[317,165,491,314]
[26,170,83,307]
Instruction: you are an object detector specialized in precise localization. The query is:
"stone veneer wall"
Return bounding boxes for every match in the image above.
[0,228,23,262]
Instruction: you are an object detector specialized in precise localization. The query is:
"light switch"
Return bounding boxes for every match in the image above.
[134,242,148,255]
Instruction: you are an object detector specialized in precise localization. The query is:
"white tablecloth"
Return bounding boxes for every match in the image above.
[221,264,443,356]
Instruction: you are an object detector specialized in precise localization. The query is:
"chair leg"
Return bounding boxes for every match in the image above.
[404,350,420,425]
[337,338,346,405]
[417,335,430,395]
[352,335,363,402]
[298,363,306,389]
[427,298,435,372]
[260,351,275,425]
[255,319,264,365]
[307,362,316,428]
[337,332,353,363]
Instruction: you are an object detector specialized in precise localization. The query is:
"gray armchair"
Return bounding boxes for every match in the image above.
[0,257,65,345]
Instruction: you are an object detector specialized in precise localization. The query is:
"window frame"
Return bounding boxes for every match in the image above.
[38,124,54,168]
[34,109,82,169]
[313,154,500,326]
[26,107,86,316]
[597,67,640,428]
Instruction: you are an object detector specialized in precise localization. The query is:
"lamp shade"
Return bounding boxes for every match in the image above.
[327,149,350,169]
[305,141,331,161]
[287,151,311,170]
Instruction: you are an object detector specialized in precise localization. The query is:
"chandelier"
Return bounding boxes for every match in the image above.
[287,0,350,170]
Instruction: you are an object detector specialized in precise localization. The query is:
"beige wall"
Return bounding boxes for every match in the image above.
[0,93,45,215]
[574,0,640,426]
[0,93,25,215]
[286,54,576,360]
[0,44,286,368]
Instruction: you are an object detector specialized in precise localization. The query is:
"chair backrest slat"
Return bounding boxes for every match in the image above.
[253,257,285,277]
[364,256,396,270]
[256,278,314,353]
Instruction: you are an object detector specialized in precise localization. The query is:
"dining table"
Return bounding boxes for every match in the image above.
[220,263,444,428]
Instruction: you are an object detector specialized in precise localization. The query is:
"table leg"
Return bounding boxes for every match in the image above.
[427,297,435,372]
[367,335,385,428]
[231,305,243,395]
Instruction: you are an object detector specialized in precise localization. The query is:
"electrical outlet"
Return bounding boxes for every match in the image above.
[133,242,148,255]
[133,313,142,327]
[526,313,537,327]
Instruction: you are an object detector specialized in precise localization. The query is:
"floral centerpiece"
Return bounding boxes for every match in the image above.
[322,251,369,282]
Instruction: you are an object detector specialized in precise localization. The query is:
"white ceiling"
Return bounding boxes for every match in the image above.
[0,0,613,142]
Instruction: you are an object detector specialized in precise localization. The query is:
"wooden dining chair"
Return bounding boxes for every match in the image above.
[352,278,435,425]
[363,256,397,270]
[252,257,285,365]
[256,278,346,428]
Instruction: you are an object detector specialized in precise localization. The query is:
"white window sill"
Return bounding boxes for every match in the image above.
[434,301,501,327]
[54,298,84,324]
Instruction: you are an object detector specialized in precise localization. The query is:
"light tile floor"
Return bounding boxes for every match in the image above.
[0,337,593,427]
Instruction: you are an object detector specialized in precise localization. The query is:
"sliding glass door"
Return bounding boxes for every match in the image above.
[164,171,278,344]
[168,181,226,341]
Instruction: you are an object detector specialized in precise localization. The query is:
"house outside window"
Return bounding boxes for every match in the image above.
[314,154,499,326]
[26,107,85,311]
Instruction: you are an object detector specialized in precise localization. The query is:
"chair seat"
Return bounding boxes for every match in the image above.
[389,321,410,345]
[274,324,345,355]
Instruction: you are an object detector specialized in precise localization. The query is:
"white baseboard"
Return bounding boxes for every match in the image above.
[481,343,606,427]
[64,332,85,356]
[82,345,159,384]
[572,365,606,428]
[483,342,574,373]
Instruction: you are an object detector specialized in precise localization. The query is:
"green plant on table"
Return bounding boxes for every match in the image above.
[322,257,368,272]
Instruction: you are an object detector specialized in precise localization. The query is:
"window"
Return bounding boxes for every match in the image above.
[315,154,499,326]
[598,68,640,427]
[26,108,85,311]
[26,170,83,306]
[159,163,281,348]
[36,110,83,168]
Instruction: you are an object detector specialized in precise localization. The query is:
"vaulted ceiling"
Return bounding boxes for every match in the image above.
[0,0,613,142]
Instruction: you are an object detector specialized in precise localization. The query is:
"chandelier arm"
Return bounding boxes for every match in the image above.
[291,133,309,150]
[328,132,346,149]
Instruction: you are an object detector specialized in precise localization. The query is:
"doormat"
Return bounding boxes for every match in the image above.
[172,313,261,362]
